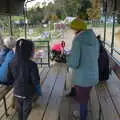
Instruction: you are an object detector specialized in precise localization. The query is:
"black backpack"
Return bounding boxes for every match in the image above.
[98,40,110,81]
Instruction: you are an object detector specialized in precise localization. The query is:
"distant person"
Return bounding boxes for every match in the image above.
[97,35,109,83]
[51,41,66,62]
[7,39,42,120]
[0,36,15,85]
[66,18,99,120]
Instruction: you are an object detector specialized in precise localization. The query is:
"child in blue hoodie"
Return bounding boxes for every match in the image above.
[0,37,15,84]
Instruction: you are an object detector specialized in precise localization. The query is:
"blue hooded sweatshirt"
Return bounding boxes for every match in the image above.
[0,50,14,82]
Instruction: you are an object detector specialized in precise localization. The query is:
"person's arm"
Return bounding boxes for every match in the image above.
[0,51,14,82]
[66,37,81,69]
[31,63,42,96]
[7,63,15,85]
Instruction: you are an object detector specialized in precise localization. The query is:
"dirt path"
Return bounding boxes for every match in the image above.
[50,29,74,50]
[51,28,120,50]
[93,27,120,50]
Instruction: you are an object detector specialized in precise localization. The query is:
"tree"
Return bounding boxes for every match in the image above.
[27,7,44,24]
[26,0,93,24]
[117,14,120,24]
[87,0,101,20]
[54,0,92,20]
[77,0,92,20]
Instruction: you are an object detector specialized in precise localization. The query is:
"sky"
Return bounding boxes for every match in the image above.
[27,0,54,8]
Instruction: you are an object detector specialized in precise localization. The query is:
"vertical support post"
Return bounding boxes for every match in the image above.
[49,21,51,39]
[9,15,13,36]
[40,58,42,67]
[111,13,115,55]
[103,14,107,46]
[103,0,107,46]
[24,6,27,39]
[111,0,117,55]
[48,41,50,67]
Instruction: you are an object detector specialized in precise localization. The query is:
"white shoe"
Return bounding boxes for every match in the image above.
[72,110,80,118]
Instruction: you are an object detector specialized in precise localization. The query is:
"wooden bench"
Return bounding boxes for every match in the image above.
[0,86,12,118]
[28,63,66,120]
[90,56,120,120]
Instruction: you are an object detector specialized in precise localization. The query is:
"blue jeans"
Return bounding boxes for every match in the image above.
[16,97,32,120]
[80,104,88,120]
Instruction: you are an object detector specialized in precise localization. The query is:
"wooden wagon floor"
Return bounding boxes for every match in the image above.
[1,63,120,120]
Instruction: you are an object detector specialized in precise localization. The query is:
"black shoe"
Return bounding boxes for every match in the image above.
[66,87,76,97]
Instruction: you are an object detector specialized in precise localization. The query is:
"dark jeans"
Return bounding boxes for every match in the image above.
[80,104,88,120]
[16,97,32,120]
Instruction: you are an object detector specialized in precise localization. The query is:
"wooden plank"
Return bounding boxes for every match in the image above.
[60,68,72,120]
[107,74,120,96]
[90,70,120,120]
[0,91,14,119]
[38,67,45,74]
[59,97,72,120]
[106,72,120,118]
[28,63,61,120]
[95,83,120,120]
[60,68,80,120]
[109,56,120,79]
[64,68,73,95]
[43,64,66,120]
[90,87,100,120]
[0,86,12,100]
[40,67,50,85]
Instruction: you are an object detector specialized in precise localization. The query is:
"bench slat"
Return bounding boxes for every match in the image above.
[40,67,50,85]
[43,64,66,120]
[60,69,72,120]
[107,72,120,117]
[90,87,100,120]
[0,86,12,101]
[95,84,120,120]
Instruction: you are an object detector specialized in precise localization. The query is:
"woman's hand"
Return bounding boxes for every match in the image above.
[64,49,71,56]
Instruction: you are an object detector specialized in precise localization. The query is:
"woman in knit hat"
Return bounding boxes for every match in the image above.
[66,18,99,120]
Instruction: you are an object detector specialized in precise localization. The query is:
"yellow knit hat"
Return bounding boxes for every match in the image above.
[70,18,87,31]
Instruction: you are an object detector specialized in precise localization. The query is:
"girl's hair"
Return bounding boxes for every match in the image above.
[15,39,34,62]
[12,39,34,80]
